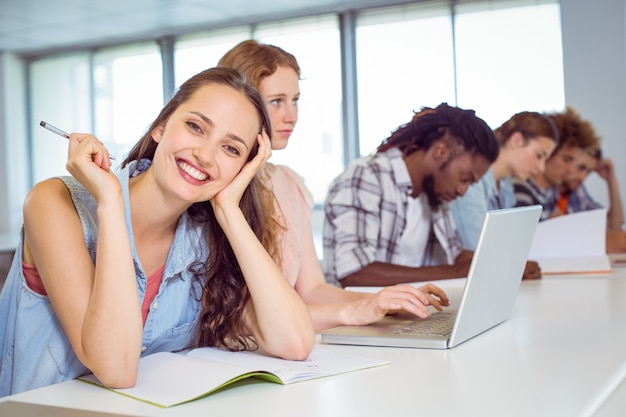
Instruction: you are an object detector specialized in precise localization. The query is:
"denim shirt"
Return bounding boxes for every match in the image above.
[449,168,515,251]
[0,160,206,397]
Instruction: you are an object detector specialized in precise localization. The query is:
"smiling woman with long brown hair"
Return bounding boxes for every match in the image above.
[0,66,314,397]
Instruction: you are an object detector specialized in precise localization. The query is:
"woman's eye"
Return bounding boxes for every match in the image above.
[224,145,241,156]
[270,99,281,107]
[186,121,202,133]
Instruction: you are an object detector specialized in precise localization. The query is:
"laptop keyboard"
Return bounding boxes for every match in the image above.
[390,311,456,337]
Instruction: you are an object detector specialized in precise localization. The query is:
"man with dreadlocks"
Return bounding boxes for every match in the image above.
[322,103,499,287]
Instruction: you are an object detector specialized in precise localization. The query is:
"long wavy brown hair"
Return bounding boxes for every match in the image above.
[122,67,271,351]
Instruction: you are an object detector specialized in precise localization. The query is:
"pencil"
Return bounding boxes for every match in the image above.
[39,121,115,159]
[39,121,70,139]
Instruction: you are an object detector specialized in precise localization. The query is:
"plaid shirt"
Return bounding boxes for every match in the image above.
[513,177,558,221]
[322,147,463,286]
[566,183,603,213]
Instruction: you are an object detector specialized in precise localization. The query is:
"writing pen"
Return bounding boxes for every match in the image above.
[40,121,115,159]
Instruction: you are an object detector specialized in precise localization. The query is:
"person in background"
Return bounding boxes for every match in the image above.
[0,67,314,397]
[551,122,625,253]
[450,111,559,261]
[323,103,500,288]
[218,40,449,332]
[556,147,604,215]
[513,107,600,221]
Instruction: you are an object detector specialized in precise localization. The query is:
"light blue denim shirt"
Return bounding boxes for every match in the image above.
[0,160,206,397]
[449,168,515,251]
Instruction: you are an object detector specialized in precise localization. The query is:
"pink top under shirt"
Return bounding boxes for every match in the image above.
[22,262,164,326]
[266,164,315,286]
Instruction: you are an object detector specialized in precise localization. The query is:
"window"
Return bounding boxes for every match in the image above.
[356,2,456,155]
[174,28,252,89]
[29,43,163,183]
[30,53,91,183]
[256,16,344,206]
[355,1,563,154]
[454,0,564,128]
[93,43,163,161]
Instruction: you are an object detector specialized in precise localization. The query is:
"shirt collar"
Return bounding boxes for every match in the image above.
[385,147,413,197]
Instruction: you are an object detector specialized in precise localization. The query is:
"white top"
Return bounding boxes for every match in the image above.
[397,194,430,267]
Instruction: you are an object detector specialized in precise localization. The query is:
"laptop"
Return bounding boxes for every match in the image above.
[321,205,542,349]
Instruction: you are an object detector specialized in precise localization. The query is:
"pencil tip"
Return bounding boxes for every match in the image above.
[39,121,45,127]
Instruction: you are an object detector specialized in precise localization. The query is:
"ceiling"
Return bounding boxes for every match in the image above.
[0,0,398,56]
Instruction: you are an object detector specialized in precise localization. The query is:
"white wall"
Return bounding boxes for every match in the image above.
[560,0,626,209]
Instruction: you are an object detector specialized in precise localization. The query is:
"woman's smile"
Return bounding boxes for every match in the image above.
[177,159,211,183]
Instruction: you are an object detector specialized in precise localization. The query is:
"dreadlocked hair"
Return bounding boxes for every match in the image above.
[377,102,499,163]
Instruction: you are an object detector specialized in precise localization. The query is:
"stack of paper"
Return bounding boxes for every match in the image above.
[528,209,611,274]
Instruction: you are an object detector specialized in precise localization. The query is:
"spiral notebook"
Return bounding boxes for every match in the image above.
[321,205,541,349]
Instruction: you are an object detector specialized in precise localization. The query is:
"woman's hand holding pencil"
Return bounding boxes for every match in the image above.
[40,121,115,160]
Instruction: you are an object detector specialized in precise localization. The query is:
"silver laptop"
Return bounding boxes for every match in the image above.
[321,205,542,349]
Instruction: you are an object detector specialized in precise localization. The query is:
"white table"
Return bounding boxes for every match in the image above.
[2,271,626,417]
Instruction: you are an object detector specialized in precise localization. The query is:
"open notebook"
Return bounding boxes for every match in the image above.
[79,346,388,407]
[321,205,541,349]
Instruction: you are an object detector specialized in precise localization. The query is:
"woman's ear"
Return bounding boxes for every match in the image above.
[151,124,165,143]
[509,131,526,148]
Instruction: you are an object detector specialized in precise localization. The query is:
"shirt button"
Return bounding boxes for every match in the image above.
[152,302,159,310]
[141,346,147,352]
